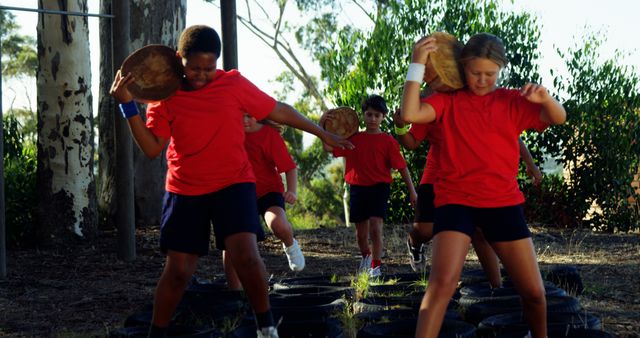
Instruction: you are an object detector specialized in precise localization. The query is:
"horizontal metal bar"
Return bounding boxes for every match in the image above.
[0,5,114,18]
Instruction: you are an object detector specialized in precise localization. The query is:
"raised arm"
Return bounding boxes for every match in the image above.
[520,83,566,125]
[267,102,353,150]
[518,137,542,186]
[109,70,167,159]
[401,36,437,124]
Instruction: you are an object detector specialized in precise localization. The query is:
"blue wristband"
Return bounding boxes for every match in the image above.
[119,101,139,119]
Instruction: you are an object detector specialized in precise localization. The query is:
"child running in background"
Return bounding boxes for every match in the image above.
[321,94,418,278]
[393,110,542,288]
[110,25,351,338]
[223,116,305,290]
[401,32,566,338]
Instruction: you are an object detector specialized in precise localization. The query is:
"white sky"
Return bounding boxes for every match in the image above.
[1,0,639,113]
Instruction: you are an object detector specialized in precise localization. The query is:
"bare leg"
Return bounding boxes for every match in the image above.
[369,217,384,262]
[264,206,294,247]
[409,221,434,246]
[151,250,199,327]
[471,228,502,288]
[222,250,243,290]
[416,231,471,338]
[492,238,547,338]
[355,220,370,255]
[224,232,271,313]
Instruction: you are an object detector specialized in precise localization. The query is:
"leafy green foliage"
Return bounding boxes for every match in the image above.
[1,10,37,78]
[297,0,543,223]
[3,114,38,247]
[528,36,640,231]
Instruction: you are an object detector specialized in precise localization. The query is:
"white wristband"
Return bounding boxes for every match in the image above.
[405,63,425,83]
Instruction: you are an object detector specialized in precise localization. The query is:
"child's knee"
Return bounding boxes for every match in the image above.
[519,284,546,304]
[429,275,459,296]
[269,219,292,238]
[232,251,264,271]
[163,266,193,286]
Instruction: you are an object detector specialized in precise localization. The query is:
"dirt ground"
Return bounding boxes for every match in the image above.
[0,224,638,337]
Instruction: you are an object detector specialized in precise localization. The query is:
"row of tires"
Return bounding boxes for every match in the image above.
[108,265,607,337]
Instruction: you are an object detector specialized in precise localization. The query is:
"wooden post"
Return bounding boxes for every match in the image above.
[220,0,238,70]
[112,0,136,261]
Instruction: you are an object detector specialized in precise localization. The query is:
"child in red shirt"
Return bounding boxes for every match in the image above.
[321,95,418,278]
[110,25,351,338]
[393,109,542,287]
[401,32,566,338]
[223,115,305,290]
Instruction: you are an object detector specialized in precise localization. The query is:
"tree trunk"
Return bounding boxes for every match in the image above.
[36,0,97,245]
[129,0,185,227]
[97,0,185,228]
[98,0,115,229]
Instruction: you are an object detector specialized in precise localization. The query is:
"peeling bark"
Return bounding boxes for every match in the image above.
[36,0,97,245]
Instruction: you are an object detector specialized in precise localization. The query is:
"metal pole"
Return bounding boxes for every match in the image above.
[0,35,6,278]
[0,5,114,18]
[112,0,136,261]
[220,0,237,70]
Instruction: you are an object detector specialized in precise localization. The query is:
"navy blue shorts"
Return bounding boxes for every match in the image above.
[160,182,265,255]
[257,192,285,215]
[349,183,391,223]
[414,184,435,223]
[433,204,530,242]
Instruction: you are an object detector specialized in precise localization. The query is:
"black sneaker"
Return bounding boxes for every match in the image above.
[406,237,424,272]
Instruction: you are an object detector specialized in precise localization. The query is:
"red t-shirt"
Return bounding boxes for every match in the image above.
[145,69,277,195]
[333,132,407,186]
[245,125,296,198]
[408,119,441,185]
[425,88,548,207]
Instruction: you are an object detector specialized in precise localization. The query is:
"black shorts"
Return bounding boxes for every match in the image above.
[414,184,435,223]
[160,182,265,255]
[433,204,530,242]
[257,192,285,215]
[349,183,391,223]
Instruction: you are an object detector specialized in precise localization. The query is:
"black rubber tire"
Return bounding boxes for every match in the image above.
[228,318,344,338]
[459,280,558,297]
[458,285,566,306]
[273,275,353,287]
[459,268,507,286]
[477,311,601,336]
[354,308,461,324]
[269,294,347,321]
[270,285,355,300]
[462,295,581,324]
[544,265,584,296]
[108,325,221,338]
[356,318,475,338]
[489,327,615,338]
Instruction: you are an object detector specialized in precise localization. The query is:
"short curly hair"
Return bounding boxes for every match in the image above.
[177,25,222,57]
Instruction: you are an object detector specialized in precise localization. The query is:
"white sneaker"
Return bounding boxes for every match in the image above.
[283,239,305,272]
[369,266,382,278]
[257,326,279,338]
[358,254,372,272]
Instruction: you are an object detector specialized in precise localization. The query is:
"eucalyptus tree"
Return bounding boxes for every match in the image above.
[36,1,97,244]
